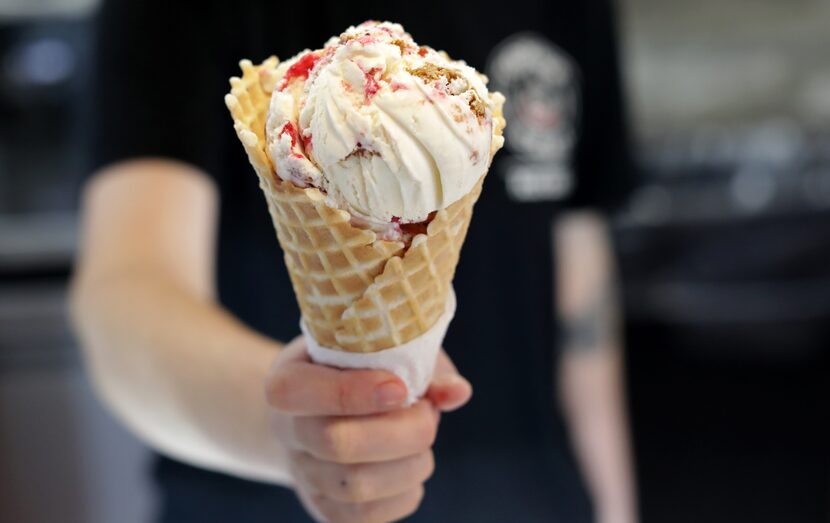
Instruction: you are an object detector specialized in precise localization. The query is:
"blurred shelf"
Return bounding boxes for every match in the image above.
[0,212,77,275]
[0,0,99,20]
[0,280,74,370]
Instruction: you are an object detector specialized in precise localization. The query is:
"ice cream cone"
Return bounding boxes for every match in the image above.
[225,56,504,353]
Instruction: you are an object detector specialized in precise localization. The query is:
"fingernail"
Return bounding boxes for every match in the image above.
[375,381,407,408]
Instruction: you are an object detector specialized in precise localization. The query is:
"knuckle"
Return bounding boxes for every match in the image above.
[339,465,374,502]
[311,496,338,523]
[265,372,292,411]
[272,412,299,449]
[286,451,304,479]
[291,453,322,491]
[403,486,426,517]
[414,408,439,450]
[299,490,331,523]
[319,419,356,462]
[292,418,310,451]
[343,502,373,523]
[420,451,436,481]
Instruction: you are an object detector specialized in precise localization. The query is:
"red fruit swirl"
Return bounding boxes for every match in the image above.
[363,67,383,103]
[301,132,313,155]
[278,52,320,91]
[279,122,305,159]
[279,122,298,148]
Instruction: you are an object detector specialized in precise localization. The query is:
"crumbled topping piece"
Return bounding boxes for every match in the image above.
[408,63,462,84]
[467,91,487,119]
[391,39,409,54]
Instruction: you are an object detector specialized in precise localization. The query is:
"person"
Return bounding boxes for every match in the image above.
[70,1,638,522]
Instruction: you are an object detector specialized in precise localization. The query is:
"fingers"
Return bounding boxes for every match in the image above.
[304,486,425,523]
[291,450,434,503]
[425,351,473,412]
[294,400,439,463]
[266,338,408,416]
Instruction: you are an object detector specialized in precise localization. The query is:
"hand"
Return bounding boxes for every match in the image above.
[265,337,471,523]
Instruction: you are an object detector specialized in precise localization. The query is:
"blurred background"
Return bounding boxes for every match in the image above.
[618,1,830,522]
[0,0,828,521]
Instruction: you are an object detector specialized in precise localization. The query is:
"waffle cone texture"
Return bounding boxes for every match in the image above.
[225,57,505,353]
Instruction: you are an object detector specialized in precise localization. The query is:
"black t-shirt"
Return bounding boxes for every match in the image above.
[92,1,634,521]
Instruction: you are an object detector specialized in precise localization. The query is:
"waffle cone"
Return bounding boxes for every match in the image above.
[225,58,504,353]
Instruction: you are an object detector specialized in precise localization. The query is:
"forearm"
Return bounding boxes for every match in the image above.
[71,266,291,485]
[560,346,635,522]
[555,211,637,522]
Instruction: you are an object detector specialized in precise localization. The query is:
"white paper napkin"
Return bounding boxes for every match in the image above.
[302,289,457,405]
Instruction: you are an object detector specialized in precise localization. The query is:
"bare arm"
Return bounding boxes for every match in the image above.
[70,159,292,483]
[70,159,473,522]
[554,211,637,523]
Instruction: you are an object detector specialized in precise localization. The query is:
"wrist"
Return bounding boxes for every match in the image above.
[179,328,288,484]
[595,496,638,523]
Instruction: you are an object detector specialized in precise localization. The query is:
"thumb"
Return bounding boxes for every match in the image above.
[426,350,472,412]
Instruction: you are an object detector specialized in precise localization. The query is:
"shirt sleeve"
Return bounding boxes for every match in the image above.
[89,0,234,182]
[564,1,638,214]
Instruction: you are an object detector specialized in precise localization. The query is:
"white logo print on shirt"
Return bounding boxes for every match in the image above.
[486,32,580,203]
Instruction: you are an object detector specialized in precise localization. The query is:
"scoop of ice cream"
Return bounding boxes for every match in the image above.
[265,21,504,225]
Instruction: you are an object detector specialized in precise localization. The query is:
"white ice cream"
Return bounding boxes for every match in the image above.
[265,21,504,226]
